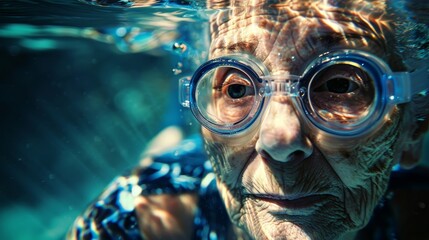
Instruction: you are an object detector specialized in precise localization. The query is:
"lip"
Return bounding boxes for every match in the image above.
[245,193,329,209]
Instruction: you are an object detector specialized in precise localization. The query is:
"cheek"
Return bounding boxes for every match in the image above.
[321,109,405,227]
[325,110,404,188]
[203,131,257,185]
[202,128,259,224]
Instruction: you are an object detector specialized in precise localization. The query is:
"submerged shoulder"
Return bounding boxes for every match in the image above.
[68,136,211,239]
[358,166,429,240]
[389,166,429,239]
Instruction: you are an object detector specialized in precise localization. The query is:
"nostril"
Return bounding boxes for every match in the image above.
[260,149,308,164]
[287,150,306,162]
[259,150,277,163]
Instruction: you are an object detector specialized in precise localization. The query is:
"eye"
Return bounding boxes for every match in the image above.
[314,77,359,94]
[220,69,255,99]
[310,63,369,95]
[227,84,247,98]
[307,64,376,124]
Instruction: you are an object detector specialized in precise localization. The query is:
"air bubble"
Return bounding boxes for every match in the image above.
[172,62,183,75]
[172,42,187,54]
[172,68,182,75]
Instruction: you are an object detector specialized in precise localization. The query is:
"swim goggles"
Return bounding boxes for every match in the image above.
[179,49,428,138]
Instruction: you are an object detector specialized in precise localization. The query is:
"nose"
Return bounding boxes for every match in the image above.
[255,98,313,163]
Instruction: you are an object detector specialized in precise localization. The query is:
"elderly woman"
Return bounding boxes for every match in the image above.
[69,0,429,239]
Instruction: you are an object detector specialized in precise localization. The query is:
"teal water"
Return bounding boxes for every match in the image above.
[0,1,428,240]
[0,1,208,239]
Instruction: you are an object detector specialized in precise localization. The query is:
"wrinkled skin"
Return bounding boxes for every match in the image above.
[203,1,413,239]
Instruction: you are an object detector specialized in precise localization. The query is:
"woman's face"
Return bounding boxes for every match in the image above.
[203,3,407,240]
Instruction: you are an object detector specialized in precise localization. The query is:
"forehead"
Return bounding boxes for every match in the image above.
[209,1,392,73]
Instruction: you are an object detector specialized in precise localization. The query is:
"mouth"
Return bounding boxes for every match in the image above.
[245,193,330,209]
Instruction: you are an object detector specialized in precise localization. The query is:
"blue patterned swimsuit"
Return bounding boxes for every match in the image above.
[69,136,232,240]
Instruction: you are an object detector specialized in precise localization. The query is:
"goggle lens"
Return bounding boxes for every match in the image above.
[305,63,377,128]
[195,66,261,129]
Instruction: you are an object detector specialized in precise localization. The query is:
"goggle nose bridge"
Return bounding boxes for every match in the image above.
[259,76,301,97]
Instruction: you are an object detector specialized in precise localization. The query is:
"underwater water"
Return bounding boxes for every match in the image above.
[0,1,208,239]
[1,0,428,240]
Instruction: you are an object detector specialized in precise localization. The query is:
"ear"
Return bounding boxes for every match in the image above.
[399,116,429,169]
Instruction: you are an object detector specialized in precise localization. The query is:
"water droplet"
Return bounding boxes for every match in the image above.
[299,87,307,97]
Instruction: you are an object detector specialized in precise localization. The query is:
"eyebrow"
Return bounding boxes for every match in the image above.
[225,40,259,54]
[310,29,386,53]
[317,15,389,50]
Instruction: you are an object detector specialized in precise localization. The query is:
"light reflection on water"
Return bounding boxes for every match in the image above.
[0,0,427,239]
[0,0,211,53]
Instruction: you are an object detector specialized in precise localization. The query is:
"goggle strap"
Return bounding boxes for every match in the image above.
[179,76,191,107]
[409,66,429,96]
[390,72,412,104]
[391,66,429,104]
